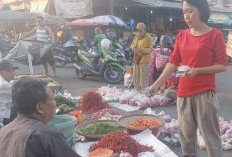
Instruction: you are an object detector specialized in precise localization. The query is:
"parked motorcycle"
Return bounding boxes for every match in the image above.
[53,39,88,68]
[114,43,127,66]
[117,40,134,66]
[53,45,76,67]
[73,39,125,84]
[107,32,128,66]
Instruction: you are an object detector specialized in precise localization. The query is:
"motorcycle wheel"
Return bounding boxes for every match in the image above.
[54,51,66,68]
[75,62,86,79]
[103,65,123,84]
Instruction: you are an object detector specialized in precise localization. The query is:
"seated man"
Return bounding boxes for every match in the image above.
[0,76,81,157]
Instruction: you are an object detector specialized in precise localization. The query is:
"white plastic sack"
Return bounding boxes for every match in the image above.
[0,77,12,122]
[197,129,206,150]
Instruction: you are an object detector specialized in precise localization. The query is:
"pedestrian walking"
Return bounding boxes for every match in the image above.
[130,22,152,91]
[149,0,228,157]
[23,16,56,77]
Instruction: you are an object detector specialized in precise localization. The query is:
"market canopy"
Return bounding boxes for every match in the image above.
[65,21,102,26]
[0,10,28,21]
[70,15,130,29]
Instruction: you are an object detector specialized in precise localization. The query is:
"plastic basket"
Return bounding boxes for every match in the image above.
[48,115,77,142]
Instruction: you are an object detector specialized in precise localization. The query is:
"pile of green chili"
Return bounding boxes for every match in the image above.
[81,122,123,135]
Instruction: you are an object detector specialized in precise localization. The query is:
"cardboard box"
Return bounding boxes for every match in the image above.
[13,74,61,91]
[126,66,133,74]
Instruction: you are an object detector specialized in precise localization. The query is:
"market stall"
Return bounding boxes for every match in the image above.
[52,86,232,156]
[52,88,179,157]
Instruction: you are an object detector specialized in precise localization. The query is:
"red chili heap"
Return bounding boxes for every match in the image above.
[89,131,154,157]
[80,91,110,114]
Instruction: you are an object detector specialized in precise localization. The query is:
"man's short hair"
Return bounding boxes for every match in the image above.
[182,0,210,23]
[12,76,48,114]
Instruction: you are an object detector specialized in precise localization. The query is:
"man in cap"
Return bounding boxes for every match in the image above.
[0,61,18,127]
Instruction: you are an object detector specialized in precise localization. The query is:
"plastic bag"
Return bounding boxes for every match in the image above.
[159,95,170,106]
[222,142,232,151]
[97,86,122,96]
[136,98,150,108]
[143,108,156,115]
[162,119,178,137]
[197,129,206,150]
[124,73,132,87]
[120,152,133,157]
[171,134,180,146]
[158,111,172,123]
[138,151,160,157]
[155,53,170,71]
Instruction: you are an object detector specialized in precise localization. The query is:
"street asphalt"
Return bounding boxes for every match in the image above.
[15,62,232,157]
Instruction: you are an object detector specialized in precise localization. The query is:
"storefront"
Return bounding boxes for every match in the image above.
[113,0,185,38]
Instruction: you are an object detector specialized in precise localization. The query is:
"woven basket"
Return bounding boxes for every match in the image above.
[76,120,124,140]
[117,114,165,131]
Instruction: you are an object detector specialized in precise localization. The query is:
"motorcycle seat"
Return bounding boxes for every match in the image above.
[82,50,100,58]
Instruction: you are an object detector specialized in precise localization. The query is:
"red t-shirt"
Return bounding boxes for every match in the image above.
[169,28,228,97]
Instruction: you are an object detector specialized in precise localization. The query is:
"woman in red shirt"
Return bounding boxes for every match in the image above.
[149,0,227,157]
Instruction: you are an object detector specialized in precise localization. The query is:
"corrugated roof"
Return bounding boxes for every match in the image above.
[132,0,163,7]
[161,1,182,9]
[133,0,232,13]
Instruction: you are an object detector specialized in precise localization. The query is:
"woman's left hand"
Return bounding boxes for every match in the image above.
[185,68,198,78]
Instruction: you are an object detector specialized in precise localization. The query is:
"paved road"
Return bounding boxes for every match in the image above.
[15,62,232,157]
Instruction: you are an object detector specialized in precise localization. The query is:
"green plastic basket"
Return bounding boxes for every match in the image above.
[48,115,77,145]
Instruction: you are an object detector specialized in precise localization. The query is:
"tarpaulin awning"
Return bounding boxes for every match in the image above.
[4,39,53,75]
[65,21,102,26]
[0,10,28,21]
[71,15,130,29]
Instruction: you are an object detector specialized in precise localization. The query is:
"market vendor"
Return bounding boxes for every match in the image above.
[0,76,81,157]
[0,61,18,127]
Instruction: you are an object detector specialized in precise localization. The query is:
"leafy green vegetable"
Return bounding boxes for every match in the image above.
[57,104,72,114]
[55,96,76,107]
[81,122,123,135]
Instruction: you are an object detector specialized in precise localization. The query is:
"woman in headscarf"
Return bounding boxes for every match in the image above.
[130,22,152,91]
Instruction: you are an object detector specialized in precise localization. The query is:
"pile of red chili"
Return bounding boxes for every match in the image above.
[80,91,110,114]
[89,131,154,157]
